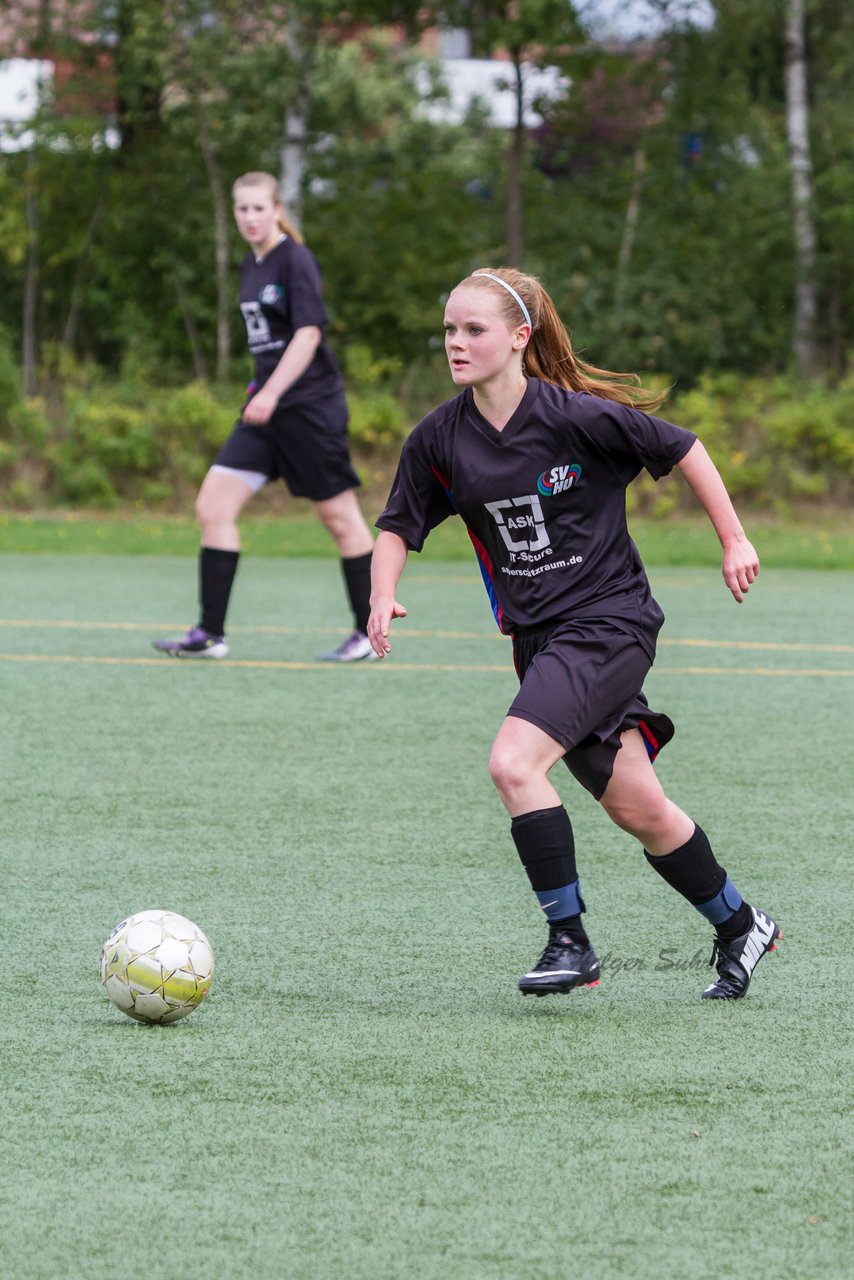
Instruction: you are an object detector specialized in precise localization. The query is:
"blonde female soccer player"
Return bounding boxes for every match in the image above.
[368,267,780,1000]
[155,171,374,662]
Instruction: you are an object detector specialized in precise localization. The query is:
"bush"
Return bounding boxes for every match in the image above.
[348,390,409,448]
[0,326,21,416]
[21,367,237,507]
[342,342,409,449]
[644,372,854,512]
[1,358,851,513]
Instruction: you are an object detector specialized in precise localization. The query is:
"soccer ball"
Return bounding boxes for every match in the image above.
[100,909,214,1024]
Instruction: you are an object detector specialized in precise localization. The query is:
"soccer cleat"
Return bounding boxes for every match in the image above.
[318,630,378,663]
[152,627,229,659]
[518,925,601,996]
[701,906,781,1000]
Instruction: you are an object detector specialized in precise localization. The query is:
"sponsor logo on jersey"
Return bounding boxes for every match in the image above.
[260,284,284,305]
[484,495,551,554]
[537,463,581,496]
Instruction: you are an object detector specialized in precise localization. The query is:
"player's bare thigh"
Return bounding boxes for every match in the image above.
[600,728,693,852]
[313,488,374,557]
[195,467,261,550]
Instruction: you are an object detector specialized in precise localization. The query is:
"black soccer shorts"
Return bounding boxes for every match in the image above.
[213,391,360,502]
[509,619,675,800]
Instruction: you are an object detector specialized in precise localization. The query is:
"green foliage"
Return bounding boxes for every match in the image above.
[0,326,21,414]
[347,389,410,449]
[0,346,851,513]
[626,372,854,513]
[0,351,236,507]
[0,2,852,403]
[341,342,409,448]
[305,37,505,362]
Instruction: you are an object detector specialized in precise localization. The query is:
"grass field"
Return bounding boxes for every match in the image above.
[1,506,854,567]
[1,545,852,1279]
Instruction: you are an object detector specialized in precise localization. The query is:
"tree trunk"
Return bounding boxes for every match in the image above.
[784,0,818,377]
[280,89,308,230]
[280,15,312,230]
[23,150,39,396]
[114,0,163,158]
[173,268,209,382]
[614,145,646,312]
[826,269,843,381]
[35,0,52,49]
[197,105,230,382]
[505,52,525,267]
[62,198,105,350]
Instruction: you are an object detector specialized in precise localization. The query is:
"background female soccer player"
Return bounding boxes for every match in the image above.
[154,171,375,662]
[368,266,780,1001]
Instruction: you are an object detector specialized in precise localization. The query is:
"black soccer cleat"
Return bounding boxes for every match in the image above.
[518,925,601,996]
[701,906,781,1000]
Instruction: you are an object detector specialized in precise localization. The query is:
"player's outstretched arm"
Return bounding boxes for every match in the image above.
[677,439,760,603]
[368,530,410,657]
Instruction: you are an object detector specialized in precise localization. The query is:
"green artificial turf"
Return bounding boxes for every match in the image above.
[0,554,852,1279]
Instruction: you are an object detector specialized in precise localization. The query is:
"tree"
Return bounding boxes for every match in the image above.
[784,0,817,376]
[305,33,503,358]
[441,1,580,265]
[3,0,850,386]
[22,151,39,395]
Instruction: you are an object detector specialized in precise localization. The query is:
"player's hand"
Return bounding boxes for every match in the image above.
[367,598,408,658]
[242,391,277,425]
[722,537,760,603]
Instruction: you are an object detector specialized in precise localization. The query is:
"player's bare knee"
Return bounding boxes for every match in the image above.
[321,511,348,542]
[599,798,635,835]
[195,487,219,528]
[488,744,531,799]
[601,792,671,842]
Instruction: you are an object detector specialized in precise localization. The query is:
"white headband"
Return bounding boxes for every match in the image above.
[472,272,532,329]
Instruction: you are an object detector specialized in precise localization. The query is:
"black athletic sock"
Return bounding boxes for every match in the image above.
[199,547,239,637]
[510,806,588,939]
[644,824,749,935]
[715,901,754,942]
[341,551,372,634]
[548,914,591,948]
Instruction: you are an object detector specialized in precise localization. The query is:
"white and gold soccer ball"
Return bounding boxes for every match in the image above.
[100,909,214,1024]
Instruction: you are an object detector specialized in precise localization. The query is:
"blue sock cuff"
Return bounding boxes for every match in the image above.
[535,880,586,921]
[695,876,743,925]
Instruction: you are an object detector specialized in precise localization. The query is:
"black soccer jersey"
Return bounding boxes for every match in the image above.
[377,378,697,648]
[238,237,344,406]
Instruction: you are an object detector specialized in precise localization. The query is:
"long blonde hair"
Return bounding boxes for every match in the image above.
[232,171,304,244]
[462,266,667,413]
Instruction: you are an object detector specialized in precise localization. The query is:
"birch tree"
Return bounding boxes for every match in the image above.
[784,0,817,375]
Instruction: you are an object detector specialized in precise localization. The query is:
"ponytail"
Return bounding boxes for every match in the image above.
[275,208,304,245]
[464,267,668,413]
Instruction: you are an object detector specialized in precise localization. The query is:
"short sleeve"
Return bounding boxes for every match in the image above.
[573,394,696,480]
[282,244,330,330]
[376,425,456,552]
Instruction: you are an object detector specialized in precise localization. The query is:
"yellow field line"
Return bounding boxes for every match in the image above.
[661,637,854,654]
[659,666,854,678]
[0,652,852,678]
[0,619,851,655]
[0,653,508,673]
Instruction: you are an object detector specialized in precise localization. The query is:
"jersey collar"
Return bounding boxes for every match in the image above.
[465,377,540,446]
